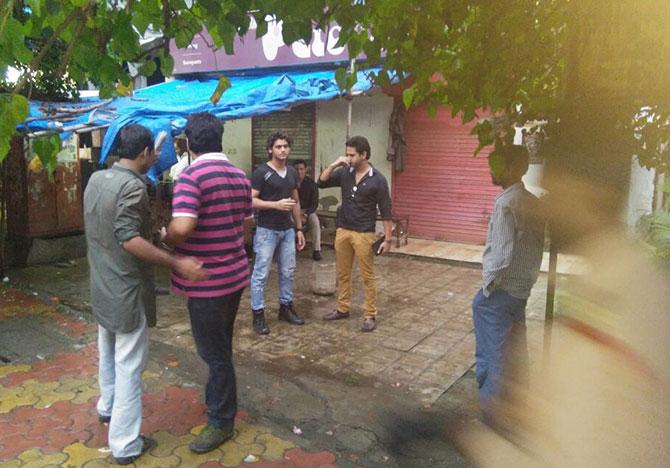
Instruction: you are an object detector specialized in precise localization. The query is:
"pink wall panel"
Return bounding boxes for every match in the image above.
[392,106,500,244]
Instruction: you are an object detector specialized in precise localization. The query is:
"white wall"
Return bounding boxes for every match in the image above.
[522,163,546,198]
[315,91,394,202]
[625,156,655,228]
[222,118,252,174]
[218,92,395,199]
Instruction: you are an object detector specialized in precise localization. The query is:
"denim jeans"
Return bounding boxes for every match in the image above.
[250,226,296,311]
[472,288,528,418]
[97,313,148,458]
[187,289,243,429]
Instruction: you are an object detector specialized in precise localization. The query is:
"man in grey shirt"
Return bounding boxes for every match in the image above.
[472,145,544,423]
[84,124,206,465]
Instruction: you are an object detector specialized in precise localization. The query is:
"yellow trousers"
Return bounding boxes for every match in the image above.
[334,228,378,317]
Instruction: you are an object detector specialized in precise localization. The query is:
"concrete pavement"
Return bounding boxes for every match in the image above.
[1,249,554,466]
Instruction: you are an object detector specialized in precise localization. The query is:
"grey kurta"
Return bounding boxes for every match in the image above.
[84,163,156,333]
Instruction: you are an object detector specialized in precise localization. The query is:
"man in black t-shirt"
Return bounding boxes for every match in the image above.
[318,136,393,332]
[250,132,306,334]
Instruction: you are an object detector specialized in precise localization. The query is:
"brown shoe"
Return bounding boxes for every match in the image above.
[361,317,376,332]
[323,310,350,321]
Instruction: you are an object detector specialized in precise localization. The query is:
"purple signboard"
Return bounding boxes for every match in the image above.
[171,18,351,74]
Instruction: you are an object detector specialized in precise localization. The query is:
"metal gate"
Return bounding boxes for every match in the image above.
[251,103,315,171]
[392,105,500,244]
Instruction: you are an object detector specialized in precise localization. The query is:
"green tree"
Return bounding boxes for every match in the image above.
[1,0,669,186]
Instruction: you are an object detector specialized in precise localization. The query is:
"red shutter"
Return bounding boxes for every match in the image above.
[392,106,500,245]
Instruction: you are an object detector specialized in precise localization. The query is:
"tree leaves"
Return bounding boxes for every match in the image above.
[334,65,358,94]
[159,52,174,78]
[138,60,157,77]
[32,134,61,177]
[174,28,193,49]
[0,94,29,162]
[1,0,668,172]
[402,86,415,110]
[1,17,33,64]
[210,75,231,105]
[335,67,347,90]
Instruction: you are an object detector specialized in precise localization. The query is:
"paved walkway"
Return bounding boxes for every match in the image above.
[392,238,587,275]
[1,246,561,466]
[5,248,552,406]
[0,288,337,467]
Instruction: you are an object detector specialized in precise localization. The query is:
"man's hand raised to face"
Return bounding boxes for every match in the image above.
[331,156,350,168]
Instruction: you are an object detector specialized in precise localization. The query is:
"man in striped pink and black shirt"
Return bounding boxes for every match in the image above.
[162,112,252,454]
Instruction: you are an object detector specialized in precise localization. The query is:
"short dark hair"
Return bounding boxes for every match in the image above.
[266,132,292,151]
[114,124,153,160]
[345,135,371,160]
[502,145,530,176]
[185,112,223,154]
[293,159,307,167]
[174,137,188,155]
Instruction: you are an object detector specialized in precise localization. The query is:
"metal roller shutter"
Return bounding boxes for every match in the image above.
[392,105,500,245]
[251,103,315,170]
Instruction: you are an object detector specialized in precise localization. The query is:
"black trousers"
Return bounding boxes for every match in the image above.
[187,288,243,429]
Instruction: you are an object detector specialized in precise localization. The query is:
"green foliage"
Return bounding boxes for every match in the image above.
[1,0,669,175]
[32,134,61,177]
[637,211,670,263]
[402,86,415,110]
[327,0,568,150]
[210,75,231,105]
[334,65,357,93]
[0,94,29,160]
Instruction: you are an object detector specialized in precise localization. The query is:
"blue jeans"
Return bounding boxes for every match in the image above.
[250,227,296,311]
[97,313,148,458]
[188,289,243,429]
[472,288,528,417]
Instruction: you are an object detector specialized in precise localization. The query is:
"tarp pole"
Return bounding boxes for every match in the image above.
[347,100,353,140]
[346,59,355,139]
[543,228,558,365]
[655,172,665,212]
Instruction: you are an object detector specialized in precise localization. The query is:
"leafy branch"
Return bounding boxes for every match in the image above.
[12,4,85,95]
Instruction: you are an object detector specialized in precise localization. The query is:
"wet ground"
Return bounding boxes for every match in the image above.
[1,248,552,467]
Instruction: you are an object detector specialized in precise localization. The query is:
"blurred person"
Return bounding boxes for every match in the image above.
[293,158,322,260]
[84,124,206,465]
[162,113,253,453]
[169,137,190,181]
[459,112,669,467]
[318,136,393,332]
[459,224,670,467]
[473,145,544,422]
[249,132,306,335]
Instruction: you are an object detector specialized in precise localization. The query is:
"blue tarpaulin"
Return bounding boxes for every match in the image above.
[20,68,380,181]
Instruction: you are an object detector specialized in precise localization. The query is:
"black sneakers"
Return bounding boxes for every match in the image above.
[252,309,270,334]
[361,317,376,332]
[312,250,322,261]
[113,435,156,465]
[278,302,305,325]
